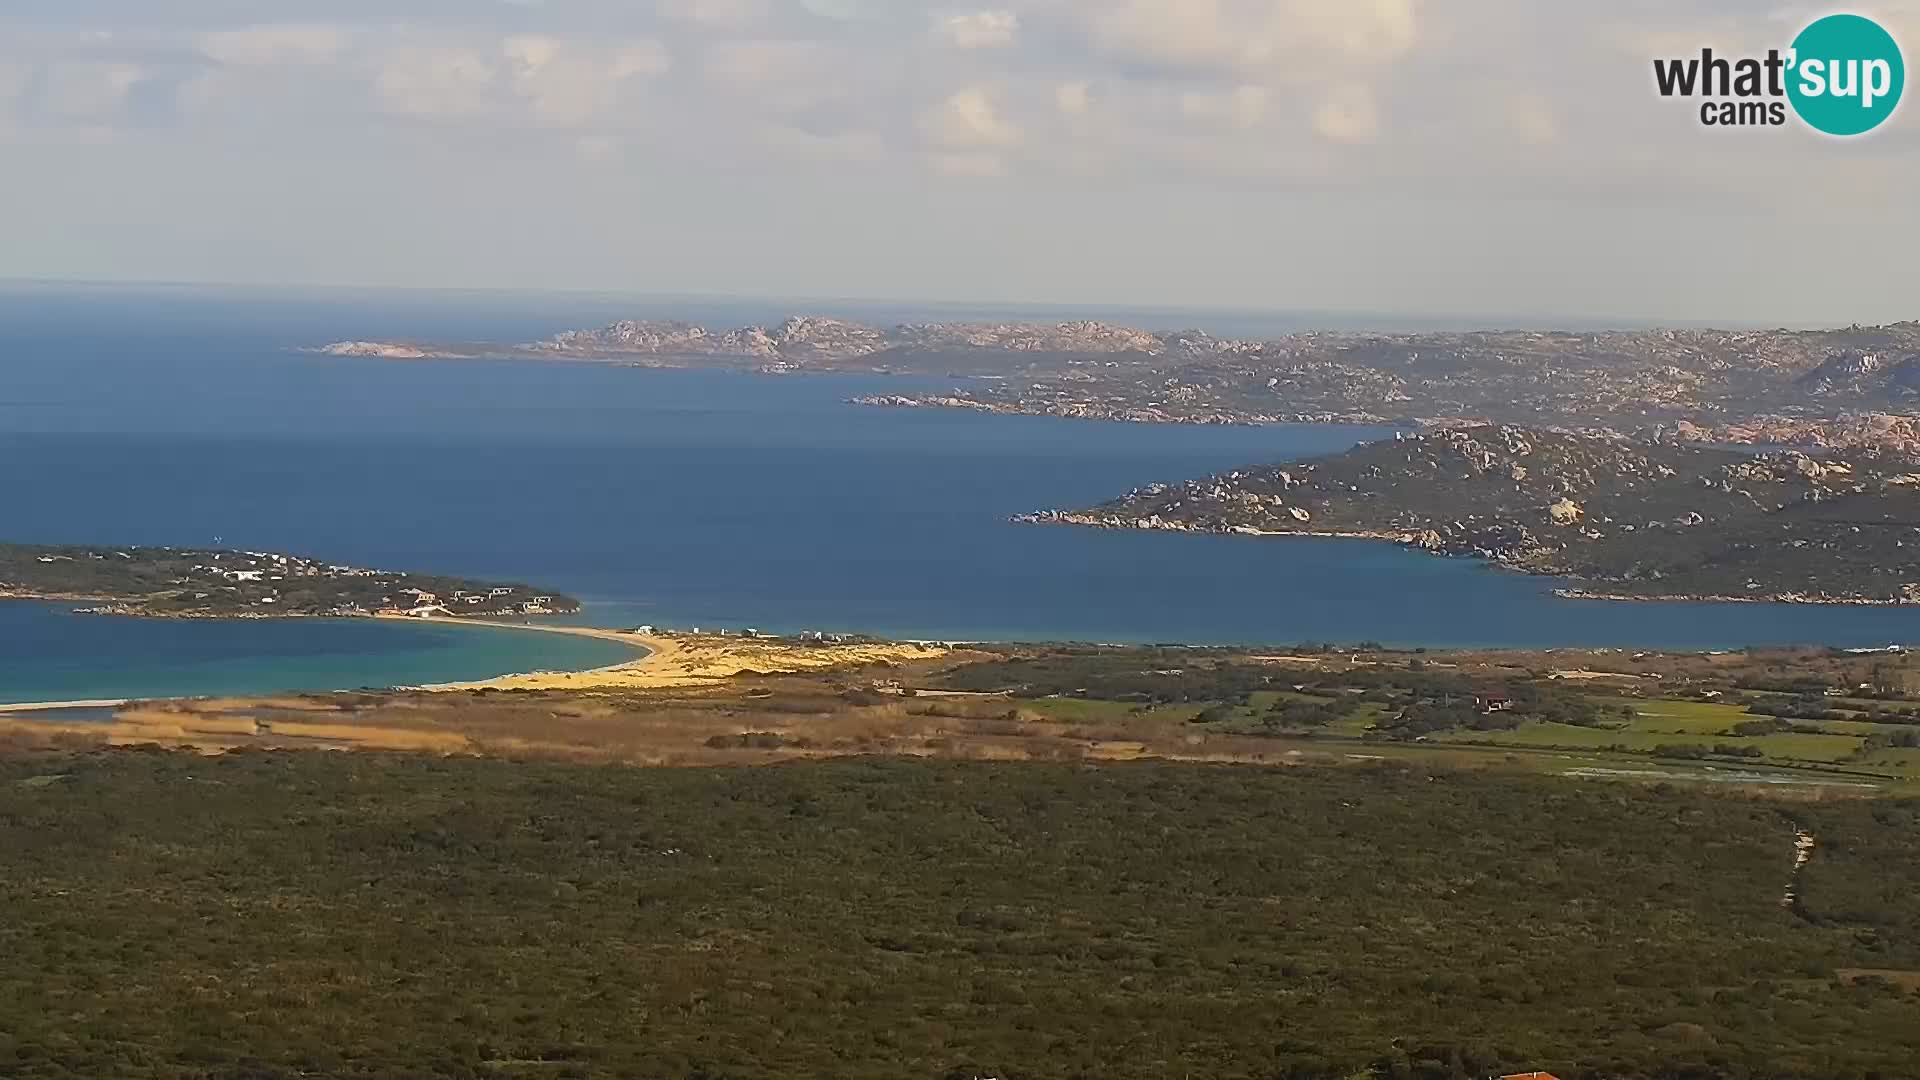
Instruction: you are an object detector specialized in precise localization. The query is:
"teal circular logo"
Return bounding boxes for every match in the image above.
[1787,14,1905,136]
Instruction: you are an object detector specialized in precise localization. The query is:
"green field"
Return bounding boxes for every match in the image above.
[1612,697,1751,732]
[1414,696,1920,785]
[940,650,1920,790]
[1017,697,1208,726]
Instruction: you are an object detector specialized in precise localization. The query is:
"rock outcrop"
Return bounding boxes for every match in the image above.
[1014,424,1920,604]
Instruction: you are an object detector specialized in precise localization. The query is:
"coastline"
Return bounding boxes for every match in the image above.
[0,699,130,714]
[1550,588,1920,607]
[389,615,660,687]
[399,616,952,691]
[0,592,580,621]
[0,612,645,711]
[1013,516,1920,608]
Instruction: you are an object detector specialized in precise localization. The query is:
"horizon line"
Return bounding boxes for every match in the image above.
[0,273,1892,335]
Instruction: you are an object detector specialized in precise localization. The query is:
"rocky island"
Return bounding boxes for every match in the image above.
[320,314,1920,452]
[0,544,579,619]
[1017,425,1920,605]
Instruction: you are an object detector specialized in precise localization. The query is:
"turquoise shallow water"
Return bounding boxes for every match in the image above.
[0,602,640,706]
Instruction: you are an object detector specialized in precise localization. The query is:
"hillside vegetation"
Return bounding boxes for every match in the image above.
[1022,426,1920,602]
[0,544,577,618]
[1,752,1917,1079]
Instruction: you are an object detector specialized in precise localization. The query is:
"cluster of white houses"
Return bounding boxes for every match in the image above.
[384,586,557,618]
[192,551,382,584]
[621,625,867,645]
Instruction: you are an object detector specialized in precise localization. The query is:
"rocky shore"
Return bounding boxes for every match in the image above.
[1012,424,1920,606]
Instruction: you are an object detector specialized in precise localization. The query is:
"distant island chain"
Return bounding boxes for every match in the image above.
[320,312,1920,453]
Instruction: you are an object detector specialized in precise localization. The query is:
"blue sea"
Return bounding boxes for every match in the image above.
[3,282,1919,703]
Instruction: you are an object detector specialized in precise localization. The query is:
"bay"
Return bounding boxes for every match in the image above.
[3,283,1919,705]
[0,602,639,706]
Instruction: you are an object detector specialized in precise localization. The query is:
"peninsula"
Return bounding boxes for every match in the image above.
[1018,424,1920,605]
[319,314,1920,452]
[0,544,580,618]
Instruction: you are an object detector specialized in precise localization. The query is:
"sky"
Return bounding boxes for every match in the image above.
[1,0,1917,326]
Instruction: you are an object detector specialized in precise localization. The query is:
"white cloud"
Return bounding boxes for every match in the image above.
[375,47,496,119]
[1310,83,1379,143]
[1078,0,1419,78]
[4,0,1918,217]
[658,0,769,29]
[499,35,669,127]
[503,35,564,77]
[937,11,1020,49]
[200,24,349,67]
[1181,84,1269,128]
[504,37,595,126]
[703,39,828,91]
[365,35,672,127]
[921,86,1020,148]
[611,42,674,80]
[1055,81,1091,117]
[36,62,146,125]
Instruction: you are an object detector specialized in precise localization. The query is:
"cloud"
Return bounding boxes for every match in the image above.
[2,0,1916,213]
[617,42,674,78]
[1055,80,1091,117]
[200,24,349,67]
[375,47,497,119]
[500,35,670,126]
[657,0,771,28]
[503,34,564,76]
[702,39,829,91]
[32,62,148,125]
[937,11,1020,49]
[1310,84,1379,143]
[921,86,1020,148]
[1076,0,1419,78]
[1181,85,1269,128]
[364,34,671,127]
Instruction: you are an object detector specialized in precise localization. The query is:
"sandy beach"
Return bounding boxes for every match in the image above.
[0,699,130,713]
[396,616,952,691]
[0,620,961,757]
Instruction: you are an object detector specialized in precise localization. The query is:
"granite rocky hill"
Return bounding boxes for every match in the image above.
[1018,426,1920,603]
